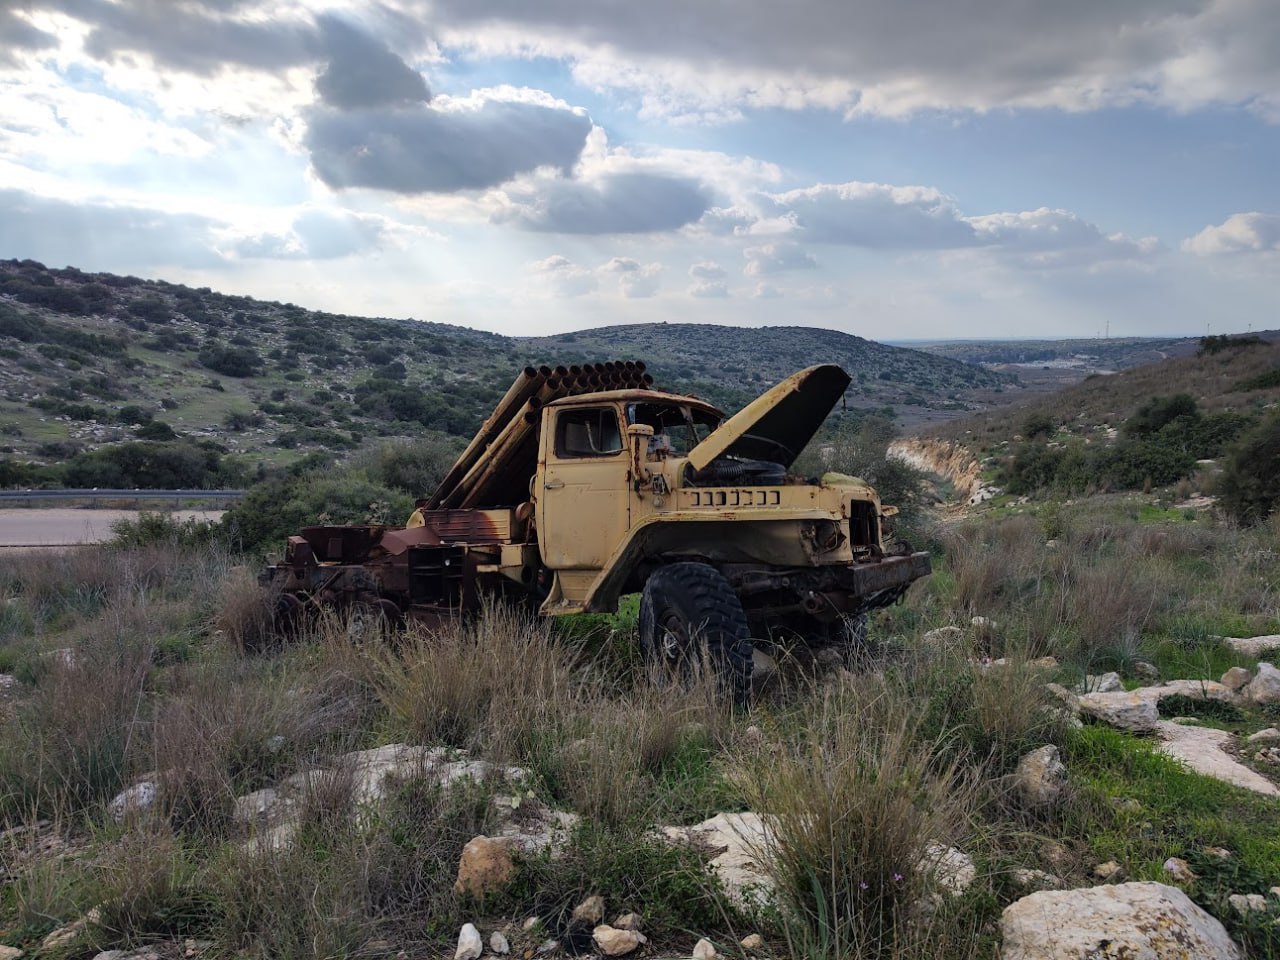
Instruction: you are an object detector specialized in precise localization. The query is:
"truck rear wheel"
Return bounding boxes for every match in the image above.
[639,563,753,704]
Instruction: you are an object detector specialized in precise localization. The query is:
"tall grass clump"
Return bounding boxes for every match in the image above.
[746,680,980,960]
[0,638,149,822]
[372,601,576,752]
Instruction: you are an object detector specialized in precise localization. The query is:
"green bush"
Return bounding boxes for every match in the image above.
[1124,394,1198,438]
[219,465,413,554]
[1218,410,1280,524]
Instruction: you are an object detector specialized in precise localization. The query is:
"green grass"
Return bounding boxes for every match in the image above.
[1061,725,1280,955]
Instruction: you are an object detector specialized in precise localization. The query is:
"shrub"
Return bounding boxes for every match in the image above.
[219,467,413,554]
[1124,394,1198,439]
[109,511,221,549]
[1218,410,1280,524]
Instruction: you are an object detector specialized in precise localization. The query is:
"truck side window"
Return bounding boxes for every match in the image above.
[556,408,623,458]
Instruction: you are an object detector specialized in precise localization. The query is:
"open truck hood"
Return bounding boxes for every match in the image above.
[687,363,852,472]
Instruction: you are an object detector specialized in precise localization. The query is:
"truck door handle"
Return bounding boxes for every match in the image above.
[545,480,564,490]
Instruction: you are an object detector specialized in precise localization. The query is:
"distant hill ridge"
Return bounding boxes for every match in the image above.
[0,258,1009,472]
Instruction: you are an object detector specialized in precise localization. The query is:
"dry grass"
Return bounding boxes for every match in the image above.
[0,637,150,823]
[746,679,982,960]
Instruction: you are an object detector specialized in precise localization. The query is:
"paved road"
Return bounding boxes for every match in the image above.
[0,509,225,547]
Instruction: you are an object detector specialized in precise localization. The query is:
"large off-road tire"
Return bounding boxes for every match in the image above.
[639,562,753,704]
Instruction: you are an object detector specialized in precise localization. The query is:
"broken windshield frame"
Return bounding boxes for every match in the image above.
[626,402,721,456]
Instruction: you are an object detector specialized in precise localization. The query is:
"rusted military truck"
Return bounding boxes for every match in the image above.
[262,361,930,698]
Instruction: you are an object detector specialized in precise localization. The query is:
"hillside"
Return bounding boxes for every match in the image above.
[0,259,1014,480]
[910,336,1200,370]
[932,334,1280,448]
[523,323,1013,415]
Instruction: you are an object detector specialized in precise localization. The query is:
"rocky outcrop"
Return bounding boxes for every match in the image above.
[1156,722,1280,796]
[1224,635,1280,658]
[661,813,774,907]
[888,438,998,506]
[1000,882,1241,959]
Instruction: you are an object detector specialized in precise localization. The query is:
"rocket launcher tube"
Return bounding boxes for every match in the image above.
[427,367,542,509]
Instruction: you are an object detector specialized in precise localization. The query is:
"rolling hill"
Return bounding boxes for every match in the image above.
[0,258,1013,482]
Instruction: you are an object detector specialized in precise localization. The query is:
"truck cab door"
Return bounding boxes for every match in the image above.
[537,405,630,570]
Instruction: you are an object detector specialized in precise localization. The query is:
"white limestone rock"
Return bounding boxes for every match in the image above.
[1000,882,1241,960]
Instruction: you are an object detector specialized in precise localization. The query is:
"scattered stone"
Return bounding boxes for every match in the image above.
[1224,635,1280,659]
[1011,869,1062,892]
[522,917,542,932]
[1258,746,1280,765]
[1015,745,1068,809]
[1203,847,1232,859]
[1028,656,1059,670]
[1271,886,1280,899]
[612,913,641,931]
[692,938,717,960]
[1079,672,1123,694]
[41,909,100,951]
[1248,727,1280,744]
[455,924,483,960]
[920,626,964,649]
[739,934,764,951]
[0,946,23,960]
[742,725,763,746]
[1112,797,1142,813]
[233,788,289,828]
[1244,663,1280,706]
[751,648,778,680]
[1077,690,1159,733]
[1156,721,1280,796]
[1093,860,1123,881]
[0,674,16,692]
[1221,667,1253,692]
[454,836,516,898]
[489,932,510,955]
[571,895,605,925]
[1000,882,1241,960]
[1132,660,1162,684]
[107,779,159,823]
[591,925,646,956]
[534,941,559,956]
[1163,857,1197,883]
[921,842,975,896]
[1171,716,1202,725]
[1228,893,1268,917]
[971,616,998,633]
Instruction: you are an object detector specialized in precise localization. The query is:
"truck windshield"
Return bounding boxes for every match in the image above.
[627,402,720,455]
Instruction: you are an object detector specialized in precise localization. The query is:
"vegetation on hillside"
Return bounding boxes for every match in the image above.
[0,259,1009,485]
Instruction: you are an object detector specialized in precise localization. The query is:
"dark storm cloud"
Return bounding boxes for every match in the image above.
[57,0,322,74]
[417,0,1280,115]
[497,172,711,233]
[315,14,430,109]
[0,188,225,269]
[306,99,592,193]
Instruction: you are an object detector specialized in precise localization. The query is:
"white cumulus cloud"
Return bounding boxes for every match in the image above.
[1183,212,1280,255]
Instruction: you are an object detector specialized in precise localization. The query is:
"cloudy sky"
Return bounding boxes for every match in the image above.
[1,0,1277,339]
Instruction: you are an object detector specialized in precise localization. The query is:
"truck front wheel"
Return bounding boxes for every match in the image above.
[639,563,753,704]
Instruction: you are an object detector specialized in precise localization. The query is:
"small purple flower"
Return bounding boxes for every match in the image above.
[858,881,869,891]
[892,873,904,883]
